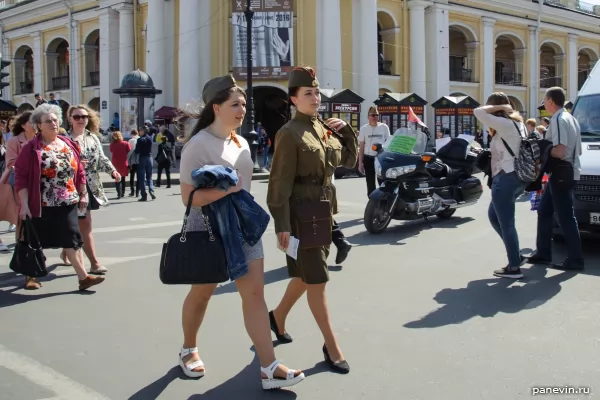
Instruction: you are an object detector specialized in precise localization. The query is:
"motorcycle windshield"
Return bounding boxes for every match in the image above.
[382,128,428,155]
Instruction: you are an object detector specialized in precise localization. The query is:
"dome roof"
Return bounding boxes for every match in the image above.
[119,69,155,89]
[113,69,162,98]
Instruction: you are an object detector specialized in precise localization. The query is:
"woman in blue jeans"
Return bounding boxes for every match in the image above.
[474,93,527,279]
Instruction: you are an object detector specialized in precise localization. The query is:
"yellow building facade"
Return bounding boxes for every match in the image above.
[0,0,599,131]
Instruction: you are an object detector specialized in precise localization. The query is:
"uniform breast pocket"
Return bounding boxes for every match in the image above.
[299,144,322,164]
[327,142,343,168]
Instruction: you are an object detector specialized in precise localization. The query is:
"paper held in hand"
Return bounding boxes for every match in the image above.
[277,236,299,260]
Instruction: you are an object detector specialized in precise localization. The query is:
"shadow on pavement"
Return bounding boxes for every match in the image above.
[336,218,363,230]
[129,345,303,400]
[404,267,577,329]
[0,264,95,308]
[346,216,475,247]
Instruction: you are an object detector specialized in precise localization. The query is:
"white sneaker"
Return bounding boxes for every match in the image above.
[8,224,16,232]
[0,242,9,252]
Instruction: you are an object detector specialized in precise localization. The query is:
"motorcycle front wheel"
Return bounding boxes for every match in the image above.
[364,197,393,234]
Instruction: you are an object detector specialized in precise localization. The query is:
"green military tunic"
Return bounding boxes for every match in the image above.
[267,111,359,284]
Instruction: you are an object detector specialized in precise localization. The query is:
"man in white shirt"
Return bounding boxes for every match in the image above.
[528,86,584,270]
[358,106,391,196]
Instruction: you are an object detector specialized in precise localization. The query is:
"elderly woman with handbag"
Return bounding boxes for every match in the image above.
[14,104,105,291]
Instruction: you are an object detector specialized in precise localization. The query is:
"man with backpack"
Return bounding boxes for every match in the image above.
[527,87,584,270]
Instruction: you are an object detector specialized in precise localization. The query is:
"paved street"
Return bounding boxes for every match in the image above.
[1,174,598,399]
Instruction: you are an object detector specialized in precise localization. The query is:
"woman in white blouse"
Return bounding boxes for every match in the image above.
[473,93,527,280]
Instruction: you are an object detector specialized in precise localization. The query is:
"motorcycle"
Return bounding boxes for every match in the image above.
[364,128,483,234]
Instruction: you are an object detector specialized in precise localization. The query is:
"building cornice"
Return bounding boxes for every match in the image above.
[449,1,600,38]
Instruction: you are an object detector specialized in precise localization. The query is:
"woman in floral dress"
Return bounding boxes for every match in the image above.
[60,105,120,274]
[14,104,105,291]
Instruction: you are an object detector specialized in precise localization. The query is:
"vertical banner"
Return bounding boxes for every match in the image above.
[231,0,294,80]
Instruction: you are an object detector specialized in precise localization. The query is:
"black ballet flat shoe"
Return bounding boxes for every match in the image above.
[269,311,293,343]
[323,344,350,374]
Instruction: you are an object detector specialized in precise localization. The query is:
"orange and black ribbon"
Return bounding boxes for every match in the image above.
[230,131,242,148]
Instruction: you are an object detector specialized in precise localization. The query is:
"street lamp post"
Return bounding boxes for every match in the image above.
[241,0,262,173]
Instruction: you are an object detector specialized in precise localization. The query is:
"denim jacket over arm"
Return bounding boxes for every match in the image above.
[192,165,270,280]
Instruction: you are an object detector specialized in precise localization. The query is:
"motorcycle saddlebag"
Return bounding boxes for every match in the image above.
[456,177,483,202]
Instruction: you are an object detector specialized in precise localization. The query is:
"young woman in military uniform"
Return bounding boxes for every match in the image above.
[267,67,359,374]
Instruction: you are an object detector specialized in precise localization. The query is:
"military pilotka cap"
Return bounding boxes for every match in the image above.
[368,106,379,115]
[288,67,319,88]
[202,75,237,104]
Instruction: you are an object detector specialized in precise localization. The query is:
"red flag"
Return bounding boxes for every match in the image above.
[408,106,427,128]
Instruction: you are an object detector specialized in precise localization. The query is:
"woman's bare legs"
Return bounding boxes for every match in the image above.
[235,259,301,379]
[78,212,104,272]
[271,278,306,335]
[64,248,87,280]
[306,283,344,362]
[181,283,217,373]
[273,278,344,362]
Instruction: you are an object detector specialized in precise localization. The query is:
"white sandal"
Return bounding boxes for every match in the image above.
[178,347,205,378]
[261,360,305,390]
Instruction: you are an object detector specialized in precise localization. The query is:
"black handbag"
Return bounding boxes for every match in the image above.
[9,218,48,278]
[159,189,229,284]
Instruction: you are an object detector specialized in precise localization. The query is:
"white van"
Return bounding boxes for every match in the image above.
[565,62,600,236]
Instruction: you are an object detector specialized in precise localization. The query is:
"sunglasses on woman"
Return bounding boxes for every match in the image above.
[72,115,89,121]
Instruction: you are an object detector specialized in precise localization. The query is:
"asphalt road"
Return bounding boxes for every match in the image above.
[0,175,598,400]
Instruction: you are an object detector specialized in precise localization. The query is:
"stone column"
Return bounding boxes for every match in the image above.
[481,17,496,145]
[567,33,578,101]
[30,32,43,95]
[351,0,362,91]
[318,0,342,89]
[359,0,379,123]
[146,0,166,110]
[69,19,81,104]
[465,41,479,82]
[408,0,429,100]
[528,25,539,118]
[197,1,211,100]
[115,5,134,81]
[425,3,450,130]
[99,8,120,129]
[178,0,199,106]
[481,17,495,99]
[554,54,566,90]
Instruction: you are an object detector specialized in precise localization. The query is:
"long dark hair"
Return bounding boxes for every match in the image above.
[10,111,33,137]
[181,86,247,142]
